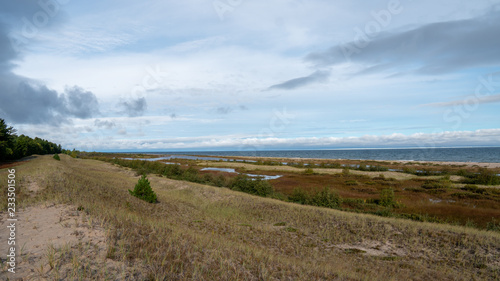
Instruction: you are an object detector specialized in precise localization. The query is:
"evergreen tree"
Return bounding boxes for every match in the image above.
[0,119,16,160]
[129,175,158,203]
[0,118,64,161]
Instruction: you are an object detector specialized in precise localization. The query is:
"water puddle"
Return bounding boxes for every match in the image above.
[428,198,442,204]
[246,174,283,180]
[201,168,237,173]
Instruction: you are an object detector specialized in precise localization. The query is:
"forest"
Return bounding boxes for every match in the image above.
[0,118,63,161]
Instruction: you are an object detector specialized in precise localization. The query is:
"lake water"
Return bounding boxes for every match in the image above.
[143,147,500,163]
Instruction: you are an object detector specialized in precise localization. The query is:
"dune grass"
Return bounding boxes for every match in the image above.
[1,155,500,280]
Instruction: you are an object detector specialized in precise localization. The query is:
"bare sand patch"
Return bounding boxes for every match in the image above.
[0,204,146,280]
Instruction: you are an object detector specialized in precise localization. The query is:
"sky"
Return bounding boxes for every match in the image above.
[0,0,499,152]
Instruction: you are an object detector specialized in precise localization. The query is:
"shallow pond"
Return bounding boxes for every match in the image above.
[200,167,282,180]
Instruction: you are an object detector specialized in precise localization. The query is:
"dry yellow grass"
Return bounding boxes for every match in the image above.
[199,161,444,181]
[1,155,499,280]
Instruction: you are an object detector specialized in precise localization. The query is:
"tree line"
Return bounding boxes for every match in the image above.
[0,118,64,161]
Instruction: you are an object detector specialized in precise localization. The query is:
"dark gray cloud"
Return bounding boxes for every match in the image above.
[94,119,116,129]
[305,10,500,76]
[268,70,330,90]
[0,1,99,126]
[64,86,100,118]
[119,97,147,117]
[0,75,100,125]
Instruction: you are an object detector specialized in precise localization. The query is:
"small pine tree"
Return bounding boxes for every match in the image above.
[129,175,158,203]
[379,188,395,208]
[53,153,60,161]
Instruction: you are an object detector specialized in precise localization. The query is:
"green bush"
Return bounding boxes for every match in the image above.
[379,188,396,207]
[462,169,500,185]
[288,188,310,204]
[461,184,487,194]
[129,175,158,203]
[310,187,342,209]
[304,168,315,175]
[342,198,365,209]
[487,218,500,232]
[421,179,452,189]
[53,153,60,161]
[451,192,484,200]
[345,180,358,186]
[229,175,273,197]
[289,187,342,209]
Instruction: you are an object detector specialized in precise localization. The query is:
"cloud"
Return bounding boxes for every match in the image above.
[64,86,100,118]
[215,105,249,114]
[94,119,116,129]
[216,107,232,114]
[0,75,100,125]
[425,94,500,107]
[0,23,19,70]
[118,97,147,117]
[0,1,99,126]
[267,70,330,90]
[70,128,500,151]
[305,9,500,75]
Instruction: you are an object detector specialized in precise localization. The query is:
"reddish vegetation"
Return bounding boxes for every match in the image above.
[268,171,500,228]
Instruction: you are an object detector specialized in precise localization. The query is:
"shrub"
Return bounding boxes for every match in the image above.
[345,180,358,186]
[53,154,60,161]
[342,198,365,209]
[304,168,315,175]
[309,187,342,209]
[253,180,274,197]
[288,188,310,204]
[451,192,484,200]
[461,184,487,194]
[487,218,500,232]
[229,175,273,197]
[379,188,396,208]
[129,175,158,203]
[462,168,500,185]
[421,179,452,189]
[268,191,287,201]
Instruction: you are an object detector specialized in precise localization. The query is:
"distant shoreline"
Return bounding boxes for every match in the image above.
[107,147,500,164]
[191,154,500,169]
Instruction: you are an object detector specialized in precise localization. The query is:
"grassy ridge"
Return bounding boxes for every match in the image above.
[2,155,500,280]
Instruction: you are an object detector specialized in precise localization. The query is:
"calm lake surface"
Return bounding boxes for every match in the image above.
[139,147,500,163]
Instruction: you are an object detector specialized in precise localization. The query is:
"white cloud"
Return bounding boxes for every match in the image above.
[43,128,500,151]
